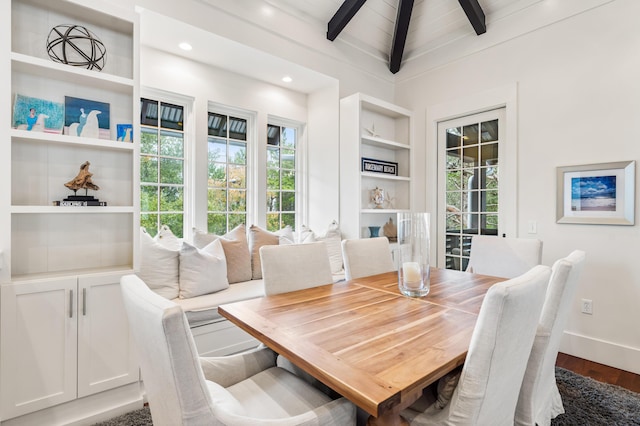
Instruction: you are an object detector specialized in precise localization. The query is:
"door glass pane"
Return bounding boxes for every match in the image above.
[441,111,502,271]
[462,124,478,145]
[481,120,498,142]
[446,127,462,149]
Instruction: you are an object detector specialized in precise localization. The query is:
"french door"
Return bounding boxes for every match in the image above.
[437,108,510,271]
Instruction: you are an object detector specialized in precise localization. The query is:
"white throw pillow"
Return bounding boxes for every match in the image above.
[179,240,229,299]
[277,225,295,245]
[154,224,181,251]
[192,225,252,284]
[300,221,343,274]
[138,227,180,299]
[297,225,317,244]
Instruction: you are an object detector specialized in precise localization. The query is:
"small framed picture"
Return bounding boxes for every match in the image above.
[556,161,635,225]
[117,124,133,142]
[64,96,111,139]
[12,94,64,133]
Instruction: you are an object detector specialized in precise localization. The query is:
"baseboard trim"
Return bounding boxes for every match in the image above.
[0,383,142,426]
[560,331,640,375]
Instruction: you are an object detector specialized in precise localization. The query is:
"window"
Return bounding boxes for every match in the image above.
[438,109,505,271]
[140,98,185,237]
[207,112,248,234]
[266,123,298,231]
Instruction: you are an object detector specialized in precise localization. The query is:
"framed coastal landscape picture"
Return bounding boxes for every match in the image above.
[557,161,635,225]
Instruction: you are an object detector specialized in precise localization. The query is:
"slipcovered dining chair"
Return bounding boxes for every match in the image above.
[515,250,586,426]
[466,235,543,278]
[120,274,356,426]
[401,265,551,425]
[342,237,396,280]
[259,241,341,395]
[260,241,334,295]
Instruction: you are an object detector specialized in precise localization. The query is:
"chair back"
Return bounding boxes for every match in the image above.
[442,265,550,425]
[515,250,586,426]
[260,242,334,295]
[342,237,395,280]
[120,274,215,426]
[467,235,542,278]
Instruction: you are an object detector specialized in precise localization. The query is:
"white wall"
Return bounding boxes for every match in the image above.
[395,0,640,373]
[307,86,341,231]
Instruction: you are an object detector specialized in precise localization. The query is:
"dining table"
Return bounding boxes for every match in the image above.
[218,267,505,426]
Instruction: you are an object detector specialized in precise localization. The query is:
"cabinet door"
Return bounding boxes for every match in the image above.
[77,273,139,397]
[0,278,78,420]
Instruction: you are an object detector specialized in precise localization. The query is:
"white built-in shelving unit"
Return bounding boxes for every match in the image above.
[339,93,413,240]
[0,0,142,423]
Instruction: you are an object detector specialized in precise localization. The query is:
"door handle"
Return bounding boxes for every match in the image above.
[69,289,74,318]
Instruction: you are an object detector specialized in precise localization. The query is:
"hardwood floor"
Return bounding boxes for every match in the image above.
[556,352,640,394]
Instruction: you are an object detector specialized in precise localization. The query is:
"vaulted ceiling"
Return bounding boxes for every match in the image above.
[326,0,486,73]
[265,0,542,72]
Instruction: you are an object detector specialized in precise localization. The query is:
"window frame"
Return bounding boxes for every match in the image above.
[266,115,306,232]
[206,102,256,234]
[139,87,194,238]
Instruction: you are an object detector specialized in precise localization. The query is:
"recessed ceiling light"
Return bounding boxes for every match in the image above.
[282,76,293,83]
[179,42,193,51]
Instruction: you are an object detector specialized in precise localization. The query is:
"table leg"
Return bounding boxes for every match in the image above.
[366,410,409,426]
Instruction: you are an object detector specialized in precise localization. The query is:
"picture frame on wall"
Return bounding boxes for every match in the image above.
[556,160,635,225]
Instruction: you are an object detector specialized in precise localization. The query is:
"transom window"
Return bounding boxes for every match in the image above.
[140,98,185,237]
[207,112,248,234]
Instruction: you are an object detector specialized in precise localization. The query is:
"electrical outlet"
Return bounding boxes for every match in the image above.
[581,299,593,315]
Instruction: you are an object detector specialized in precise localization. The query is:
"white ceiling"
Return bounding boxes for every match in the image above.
[138,0,546,92]
[263,0,543,63]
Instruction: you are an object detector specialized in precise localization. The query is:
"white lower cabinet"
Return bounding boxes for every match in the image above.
[0,272,139,421]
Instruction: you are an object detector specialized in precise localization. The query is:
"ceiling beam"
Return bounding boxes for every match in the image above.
[327,0,368,41]
[389,0,414,74]
[458,0,486,35]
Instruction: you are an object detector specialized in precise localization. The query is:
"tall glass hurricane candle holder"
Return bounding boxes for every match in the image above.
[397,212,431,297]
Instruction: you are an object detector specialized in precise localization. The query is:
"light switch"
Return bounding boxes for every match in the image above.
[527,221,537,234]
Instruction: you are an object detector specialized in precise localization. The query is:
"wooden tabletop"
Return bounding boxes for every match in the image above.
[218,268,504,422]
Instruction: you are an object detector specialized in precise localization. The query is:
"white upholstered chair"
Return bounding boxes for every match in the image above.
[341,237,395,280]
[401,265,551,425]
[515,250,586,426]
[466,235,543,278]
[260,241,334,296]
[120,274,355,426]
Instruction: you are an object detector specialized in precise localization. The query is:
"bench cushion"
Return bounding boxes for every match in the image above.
[173,279,265,325]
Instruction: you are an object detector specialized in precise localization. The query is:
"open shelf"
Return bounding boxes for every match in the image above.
[11,206,134,214]
[10,129,135,151]
[340,93,413,239]
[11,53,134,94]
[361,135,410,150]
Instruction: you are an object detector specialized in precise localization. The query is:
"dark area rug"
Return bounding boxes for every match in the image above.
[551,367,640,425]
[94,367,640,425]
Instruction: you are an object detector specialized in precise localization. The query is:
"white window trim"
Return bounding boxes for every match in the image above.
[267,115,307,232]
[141,86,195,237]
[207,101,256,230]
[426,83,518,267]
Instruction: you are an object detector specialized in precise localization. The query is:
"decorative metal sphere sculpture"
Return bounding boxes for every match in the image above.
[46,24,106,71]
